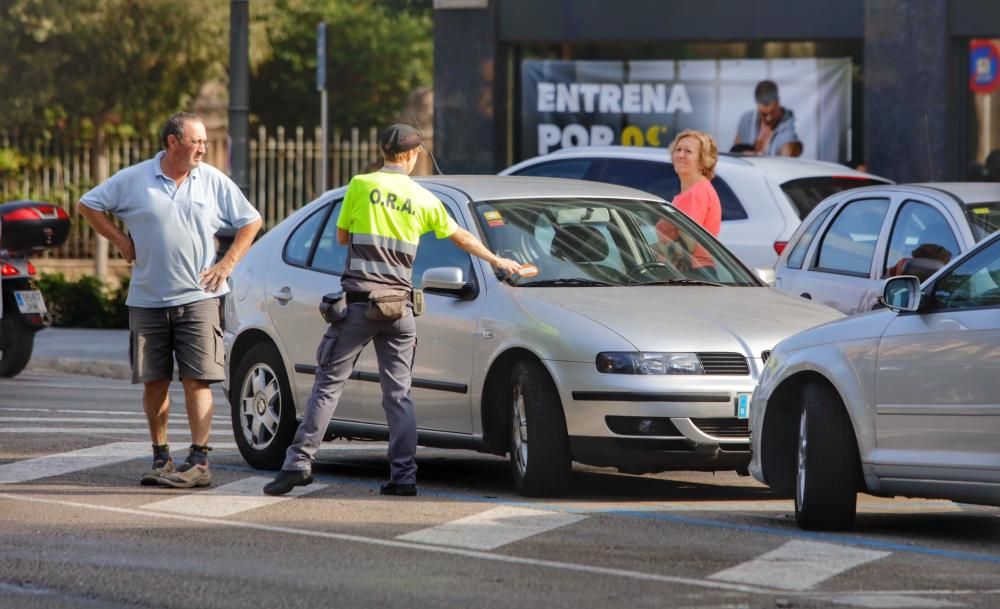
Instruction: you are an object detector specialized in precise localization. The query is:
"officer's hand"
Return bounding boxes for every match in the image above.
[493,257,523,277]
[116,235,136,263]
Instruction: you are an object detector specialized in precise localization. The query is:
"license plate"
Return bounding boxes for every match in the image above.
[14,290,47,314]
[735,393,751,419]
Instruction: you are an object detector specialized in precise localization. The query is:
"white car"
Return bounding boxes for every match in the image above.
[750,230,1000,530]
[501,146,889,278]
[223,176,842,496]
[773,182,1000,315]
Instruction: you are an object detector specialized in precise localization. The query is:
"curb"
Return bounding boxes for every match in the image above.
[26,358,131,381]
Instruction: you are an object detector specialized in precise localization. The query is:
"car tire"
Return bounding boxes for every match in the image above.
[0,315,34,378]
[794,382,859,530]
[231,342,298,470]
[508,360,572,497]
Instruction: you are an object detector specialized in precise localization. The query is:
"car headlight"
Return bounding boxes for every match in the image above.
[596,352,704,375]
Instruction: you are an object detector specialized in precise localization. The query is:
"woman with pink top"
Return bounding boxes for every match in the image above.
[655,129,722,279]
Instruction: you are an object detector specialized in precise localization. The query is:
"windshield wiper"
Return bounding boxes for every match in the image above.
[518,278,618,287]
[628,279,725,287]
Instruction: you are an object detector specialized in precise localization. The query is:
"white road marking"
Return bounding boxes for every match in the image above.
[140,476,327,517]
[0,417,227,424]
[829,593,963,608]
[0,442,149,484]
[0,427,231,435]
[708,540,890,591]
[397,505,587,550]
[0,491,772,595]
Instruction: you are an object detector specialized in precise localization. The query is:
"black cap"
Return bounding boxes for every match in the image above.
[380,123,422,155]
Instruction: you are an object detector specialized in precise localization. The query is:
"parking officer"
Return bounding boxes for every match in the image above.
[264,124,523,497]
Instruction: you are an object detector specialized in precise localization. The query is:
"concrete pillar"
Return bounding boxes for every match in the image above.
[864,0,956,182]
[433,5,503,174]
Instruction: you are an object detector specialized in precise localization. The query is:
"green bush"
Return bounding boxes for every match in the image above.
[35,273,129,328]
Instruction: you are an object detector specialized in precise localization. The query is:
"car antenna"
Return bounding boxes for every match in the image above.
[409,107,444,175]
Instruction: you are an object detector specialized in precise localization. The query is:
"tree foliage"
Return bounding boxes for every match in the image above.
[0,0,227,139]
[250,0,432,131]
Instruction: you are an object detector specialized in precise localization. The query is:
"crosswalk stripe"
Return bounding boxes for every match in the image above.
[396,505,587,550]
[708,540,890,591]
[140,476,328,517]
[0,417,228,424]
[0,427,231,435]
[0,442,150,484]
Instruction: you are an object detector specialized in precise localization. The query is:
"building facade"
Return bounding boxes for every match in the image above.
[433,0,1000,183]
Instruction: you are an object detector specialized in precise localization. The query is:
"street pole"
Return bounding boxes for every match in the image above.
[318,22,328,192]
[229,0,250,198]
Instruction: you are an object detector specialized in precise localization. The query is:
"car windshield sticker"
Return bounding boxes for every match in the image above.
[484,210,504,227]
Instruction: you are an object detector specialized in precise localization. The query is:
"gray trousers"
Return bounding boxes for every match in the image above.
[282,302,418,484]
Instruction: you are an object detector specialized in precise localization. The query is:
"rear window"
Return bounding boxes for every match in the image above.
[593,159,749,221]
[964,202,1000,242]
[780,177,889,219]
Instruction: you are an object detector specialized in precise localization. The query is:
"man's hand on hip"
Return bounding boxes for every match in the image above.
[200,259,235,293]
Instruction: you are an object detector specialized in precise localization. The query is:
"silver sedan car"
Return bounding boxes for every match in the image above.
[224,176,841,496]
[751,230,1000,530]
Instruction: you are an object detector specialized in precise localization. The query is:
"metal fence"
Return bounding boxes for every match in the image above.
[0,126,380,259]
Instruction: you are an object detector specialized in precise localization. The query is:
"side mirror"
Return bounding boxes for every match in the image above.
[879,275,922,312]
[421,266,474,297]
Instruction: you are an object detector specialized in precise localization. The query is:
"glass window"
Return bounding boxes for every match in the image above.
[780,177,890,219]
[786,206,834,269]
[963,202,1000,241]
[411,206,474,290]
[815,198,889,276]
[283,205,329,267]
[472,197,758,287]
[931,237,1000,310]
[512,159,592,179]
[595,159,748,221]
[310,201,349,274]
[883,201,960,281]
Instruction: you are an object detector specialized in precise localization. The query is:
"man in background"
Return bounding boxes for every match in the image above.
[733,80,803,157]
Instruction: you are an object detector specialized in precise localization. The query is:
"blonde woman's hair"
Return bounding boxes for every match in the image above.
[669,129,718,180]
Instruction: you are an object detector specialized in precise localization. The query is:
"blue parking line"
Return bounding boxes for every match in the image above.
[213,462,1000,565]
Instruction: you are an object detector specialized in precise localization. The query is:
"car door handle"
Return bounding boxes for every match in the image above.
[272,287,293,304]
[800,292,812,300]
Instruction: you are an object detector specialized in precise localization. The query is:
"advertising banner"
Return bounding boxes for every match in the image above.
[521,58,852,162]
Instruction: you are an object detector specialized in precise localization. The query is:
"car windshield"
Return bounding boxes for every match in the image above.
[472,198,759,287]
[780,177,890,218]
[963,202,1000,242]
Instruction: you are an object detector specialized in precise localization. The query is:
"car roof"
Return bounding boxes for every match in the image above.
[414,174,664,202]
[908,182,1000,205]
[818,182,1000,207]
[512,145,889,182]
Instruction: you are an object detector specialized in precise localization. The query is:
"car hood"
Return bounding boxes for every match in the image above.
[516,286,843,355]
[774,307,896,354]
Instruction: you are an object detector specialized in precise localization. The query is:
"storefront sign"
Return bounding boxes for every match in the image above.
[521,58,853,162]
[970,39,1000,94]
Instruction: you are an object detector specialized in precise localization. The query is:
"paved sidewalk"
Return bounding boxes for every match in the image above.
[27,327,131,380]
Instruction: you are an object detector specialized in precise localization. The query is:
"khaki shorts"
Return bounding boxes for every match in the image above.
[128,298,225,384]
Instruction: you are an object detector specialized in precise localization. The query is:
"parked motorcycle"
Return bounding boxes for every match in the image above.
[0,200,70,377]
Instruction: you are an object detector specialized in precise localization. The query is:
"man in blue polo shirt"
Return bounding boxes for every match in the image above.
[77,112,262,488]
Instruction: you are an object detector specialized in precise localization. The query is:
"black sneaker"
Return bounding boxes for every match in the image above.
[263,470,314,496]
[380,482,417,496]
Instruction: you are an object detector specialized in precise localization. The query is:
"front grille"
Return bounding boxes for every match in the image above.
[605,416,682,436]
[761,350,772,363]
[696,352,750,375]
[690,418,750,438]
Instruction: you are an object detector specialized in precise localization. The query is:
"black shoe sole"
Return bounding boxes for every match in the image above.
[263,473,314,496]
[380,483,417,496]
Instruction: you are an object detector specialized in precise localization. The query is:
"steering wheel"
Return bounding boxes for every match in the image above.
[626,261,675,280]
